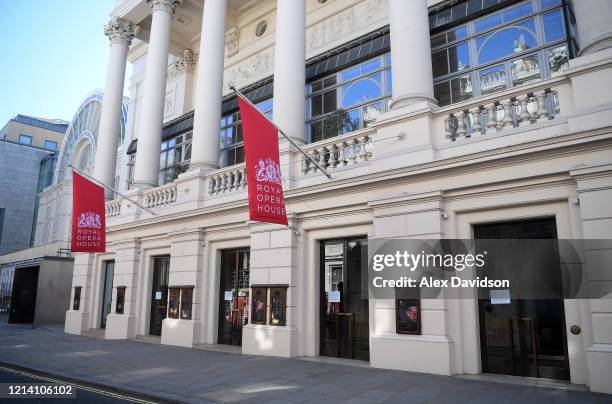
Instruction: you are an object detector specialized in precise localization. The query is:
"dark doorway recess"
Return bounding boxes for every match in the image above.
[149,256,170,336]
[475,218,570,380]
[218,249,250,346]
[9,267,39,324]
[320,238,369,361]
[100,261,114,329]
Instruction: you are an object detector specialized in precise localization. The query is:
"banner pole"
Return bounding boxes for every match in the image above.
[230,84,333,180]
[68,165,157,216]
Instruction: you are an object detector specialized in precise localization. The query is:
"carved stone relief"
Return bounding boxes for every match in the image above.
[221,0,387,94]
[226,28,240,58]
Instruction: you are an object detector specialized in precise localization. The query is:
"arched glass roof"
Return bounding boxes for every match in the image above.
[54,91,128,184]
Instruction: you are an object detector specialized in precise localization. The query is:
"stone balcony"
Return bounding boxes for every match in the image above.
[105,58,612,227]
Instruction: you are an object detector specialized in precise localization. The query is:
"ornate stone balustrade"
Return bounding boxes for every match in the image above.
[105,199,122,218]
[143,182,177,209]
[208,163,247,196]
[441,82,563,142]
[300,131,373,175]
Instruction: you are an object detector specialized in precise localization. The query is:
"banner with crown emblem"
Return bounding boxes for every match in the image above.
[237,96,288,226]
[71,171,106,252]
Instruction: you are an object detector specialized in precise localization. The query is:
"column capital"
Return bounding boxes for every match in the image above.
[104,17,139,45]
[146,0,182,14]
[174,49,197,73]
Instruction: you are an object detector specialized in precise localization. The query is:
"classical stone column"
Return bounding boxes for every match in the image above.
[572,0,612,56]
[272,0,306,144]
[388,0,436,109]
[189,0,227,173]
[93,18,138,198]
[132,0,182,189]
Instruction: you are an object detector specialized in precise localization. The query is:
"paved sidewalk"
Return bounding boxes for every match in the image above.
[0,325,610,404]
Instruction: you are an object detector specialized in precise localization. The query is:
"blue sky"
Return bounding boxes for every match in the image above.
[0,0,131,125]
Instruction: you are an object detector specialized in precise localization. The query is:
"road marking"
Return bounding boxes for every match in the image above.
[0,366,158,403]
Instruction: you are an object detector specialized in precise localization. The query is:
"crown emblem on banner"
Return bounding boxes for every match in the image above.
[255,158,282,185]
[77,212,102,229]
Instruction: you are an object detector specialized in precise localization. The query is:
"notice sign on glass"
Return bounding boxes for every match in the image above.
[329,290,341,303]
[490,289,511,305]
[224,291,233,301]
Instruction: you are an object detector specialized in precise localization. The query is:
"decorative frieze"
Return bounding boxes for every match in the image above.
[222,0,387,94]
[225,28,240,58]
[223,47,275,94]
[104,17,139,45]
[306,0,386,53]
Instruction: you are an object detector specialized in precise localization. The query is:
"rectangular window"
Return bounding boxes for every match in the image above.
[168,287,180,319]
[18,134,32,145]
[167,287,193,320]
[270,287,287,326]
[43,140,57,151]
[115,287,126,314]
[431,0,569,106]
[306,53,392,143]
[251,287,267,325]
[158,132,192,185]
[180,287,193,320]
[396,288,421,335]
[219,99,272,168]
[73,287,81,311]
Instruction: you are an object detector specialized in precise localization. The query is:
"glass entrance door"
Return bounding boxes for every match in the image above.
[149,256,170,336]
[320,238,369,361]
[100,261,114,328]
[475,218,569,380]
[218,249,250,346]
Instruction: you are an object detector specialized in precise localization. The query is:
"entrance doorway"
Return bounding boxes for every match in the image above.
[100,261,114,328]
[218,249,250,346]
[475,218,569,380]
[149,256,170,336]
[9,267,39,324]
[320,238,369,361]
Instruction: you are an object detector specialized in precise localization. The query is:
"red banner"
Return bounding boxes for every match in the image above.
[71,171,106,252]
[238,96,288,226]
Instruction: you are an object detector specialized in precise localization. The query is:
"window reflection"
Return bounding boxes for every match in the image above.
[543,10,565,43]
[341,73,383,108]
[477,20,538,65]
[480,64,508,94]
[307,54,391,143]
[548,45,569,77]
[511,54,541,86]
[432,0,568,107]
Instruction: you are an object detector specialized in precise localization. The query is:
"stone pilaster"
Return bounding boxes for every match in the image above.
[242,220,299,357]
[570,164,612,394]
[368,192,456,376]
[65,253,95,334]
[161,229,205,347]
[105,239,141,339]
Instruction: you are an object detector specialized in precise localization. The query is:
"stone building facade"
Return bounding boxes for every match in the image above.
[65,0,612,394]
